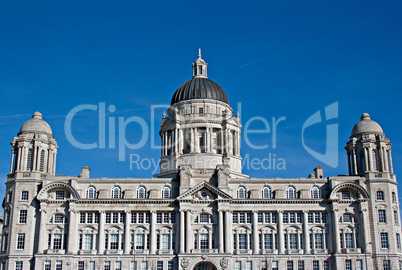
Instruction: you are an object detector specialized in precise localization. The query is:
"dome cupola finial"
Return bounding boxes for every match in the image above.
[192,48,208,78]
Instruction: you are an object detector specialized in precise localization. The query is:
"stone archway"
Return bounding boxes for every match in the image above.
[193,261,217,270]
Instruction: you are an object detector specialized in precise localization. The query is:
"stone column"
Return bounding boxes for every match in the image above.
[194,128,199,153]
[179,128,183,154]
[252,211,259,254]
[347,154,351,175]
[381,147,389,172]
[124,211,131,254]
[368,145,373,171]
[174,129,178,153]
[360,206,369,252]
[218,210,224,253]
[150,211,156,254]
[180,210,185,253]
[191,128,194,153]
[278,211,285,254]
[303,210,310,254]
[16,146,21,171]
[67,205,78,254]
[225,210,233,253]
[364,147,369,171]
[185,210,192,253]
[98,211,105,254]
[164,131,168,156]
[388,150,394,173]
[352,148,358,174]
[9,149,15,174]
[332,209,340,253]
[38,203,47,253]
[220,129,224,154]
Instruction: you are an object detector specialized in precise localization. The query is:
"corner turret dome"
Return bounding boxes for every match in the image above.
[351,113,383,137]
[20,112,53,135]
[170,50,230,105]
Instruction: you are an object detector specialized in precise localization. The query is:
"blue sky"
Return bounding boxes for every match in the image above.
[0,1,401,201]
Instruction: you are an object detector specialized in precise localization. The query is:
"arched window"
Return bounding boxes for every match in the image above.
[262,186,271,199]
[137,186,146,199]
[392,192,397,203]
[26,149,33,170]
[111,186,121,199]
[377,191,384,201]
[359,150,365,174]
[372,150,378,171]
[311,186,320,199]
[161,186,171,199]
[39,150,45,172]
[237,186,246,199]
[286,186,296,199]
[86,186,96,199]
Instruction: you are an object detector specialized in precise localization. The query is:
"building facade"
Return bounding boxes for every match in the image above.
[1,52,401,270]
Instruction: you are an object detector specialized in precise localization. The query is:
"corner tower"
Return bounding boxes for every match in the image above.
[159,51,244,180]
[345,113,393,178]
[9,112,58,176]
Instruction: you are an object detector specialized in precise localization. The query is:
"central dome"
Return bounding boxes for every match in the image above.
[171,77,229,105]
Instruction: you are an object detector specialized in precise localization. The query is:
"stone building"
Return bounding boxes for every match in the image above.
[1,52,401,270]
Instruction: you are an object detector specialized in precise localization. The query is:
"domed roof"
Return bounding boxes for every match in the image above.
[20,112,53,135]
[171,77,229,105]
[351,113,383,136]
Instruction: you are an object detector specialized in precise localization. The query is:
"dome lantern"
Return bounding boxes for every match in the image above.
[192,48,208,79]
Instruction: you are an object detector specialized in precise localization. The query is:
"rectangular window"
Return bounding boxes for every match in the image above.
[239,213,245,223]
[308,212,314,223]
[345,233,353,248]
[381,232,389,249]
[235,261,241,270]
[395,211,399,225]
[297,213,302,223]
[78,261,84,270]
[87,213,93,223]
[287,261,294,270]
[130,262,137,270]
[138,213,144,223]
[141,262,147,270]
[16,233,25,250]
[272,212,277,223]
[161,234,170,249]
[239,234,247,249]
[342,191,351,200]
[53,234,62,249]
[19,210,27,224]
[289,234,298,249]
[56,261,62,270]
[105,213,111,223]
[54,214,64,224]
[110,234,118,250]
[200,234,209,249]
[258,213,263,223]
[44,261,51,270]
[314,213,321,223]
[313,260,319,270]
[168,261,174,270]
[84,234,93,250]
[157,261,163,270]
[272,261,278,270]
[356,260,362,270]
[398,233,402,250]
[112,213,119,223]
[379,209,387,223]
[21,191,29,201]
[104,261,110,270]
[283,213,288,223]
[383,260,390,270]
[297,261,304,270]
[15,262,23,270]
[246,261,252,270]
[55,191,65,200]
[136,234,145,250]
[115,261,122,270]
[264,234,273,249]
[322,212,327,223]
[247,212,252,223]
[89,262,95,270]
[289,213,295,223]
[345,260,352,270]
[315,234,323,249]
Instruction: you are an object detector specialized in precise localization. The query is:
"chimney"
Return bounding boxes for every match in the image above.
[79,166,91,178]
[314,166,323,178]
